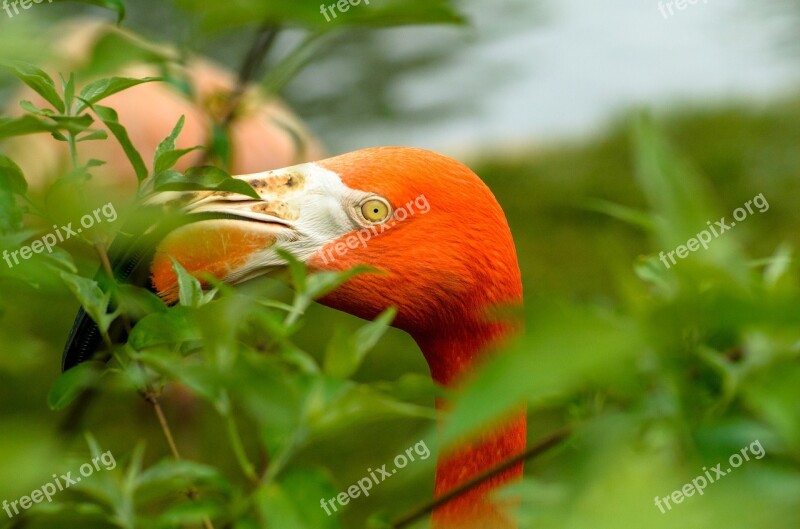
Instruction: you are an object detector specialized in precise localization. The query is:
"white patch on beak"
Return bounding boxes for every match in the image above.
[156,162,371,288]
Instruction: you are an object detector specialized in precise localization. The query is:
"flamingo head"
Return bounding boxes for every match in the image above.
[151,147,523,377]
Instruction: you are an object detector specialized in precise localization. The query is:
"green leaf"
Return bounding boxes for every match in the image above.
[128,306,202,349]
[171,257,205,308]
[153,500,225,528]
[115,284,168,320]
[580,197,655,231]
[135,459,232,500]
[256,469,339,529]
[305,380,435,441]
[306,267,373,300]
[75,76,161,114]
[50,113,95,134]
[153,115,191,174]
[60,72,75,110]
[0,189,22,235]
[76,129,109,142]
[51,0,126,24]
[0,115,57,138]
[47,362,103,410]
[325,307,397,378]
[153,166,260,199]
[154,147,202,175]
[0,155,27,195]
[93,104,148,182]
[441,303,644,446]
[59,272,117,335]
[632,115,747,280]
[0,113,94,139]
[278,250,309,295]
[143,353,225,405]
[1,61,65,113]
[83,30,175,77]
[176,0,466,32]
[19,99,54,116]
[763,244,793,290]
[43,247,78,273]
[280,255,373,325]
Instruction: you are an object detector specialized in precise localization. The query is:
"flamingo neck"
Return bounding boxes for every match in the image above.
[417,321,526,529]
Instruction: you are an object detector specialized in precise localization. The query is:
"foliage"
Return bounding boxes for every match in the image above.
[0,1,798,529]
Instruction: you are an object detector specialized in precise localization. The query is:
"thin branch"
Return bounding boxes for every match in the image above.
[391,427,573,529]
[145,390,217,529]
[197,22,280,168]
[222,22,281,128]
[146,392,182,460]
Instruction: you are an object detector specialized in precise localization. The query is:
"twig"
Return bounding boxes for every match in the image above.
[199,22,280,167]
[222,22,281,127]
[391,427,573,529]
[146,392,182,460]
[145,390,216,529]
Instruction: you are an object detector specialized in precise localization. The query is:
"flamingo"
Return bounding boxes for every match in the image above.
[64,147,525,528]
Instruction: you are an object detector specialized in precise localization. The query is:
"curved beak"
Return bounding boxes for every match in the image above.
[62,161,363,371]
[148,162,361,302]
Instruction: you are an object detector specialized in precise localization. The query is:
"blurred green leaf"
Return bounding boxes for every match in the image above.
[0,155,27,196]
[442,303,644,446]
[75,76,161,114]
[47,362,103,410]
[324,307,396,378]
[135,459,233,502]
[115,284,168,320]
[175,0,466,32]
[256,469,340,529]
[633,115,748,280]
[59,271,117,335]
[52,0,126,23]
[129,306,202,349]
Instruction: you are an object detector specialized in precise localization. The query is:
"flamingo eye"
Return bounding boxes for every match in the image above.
[360,198,392,224]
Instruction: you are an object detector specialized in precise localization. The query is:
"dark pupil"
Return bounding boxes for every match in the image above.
[373,209,379,213]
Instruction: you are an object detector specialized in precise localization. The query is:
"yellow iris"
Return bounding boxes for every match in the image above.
[360,198,391,223]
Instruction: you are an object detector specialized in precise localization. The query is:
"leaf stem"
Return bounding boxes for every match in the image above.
[145,389,217,529]
[67,132,79,169]
[224,410,259,483]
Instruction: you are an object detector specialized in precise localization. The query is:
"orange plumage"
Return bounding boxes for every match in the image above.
[150,147,525,528]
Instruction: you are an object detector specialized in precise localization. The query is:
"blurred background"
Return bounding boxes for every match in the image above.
[1,0,799,528]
